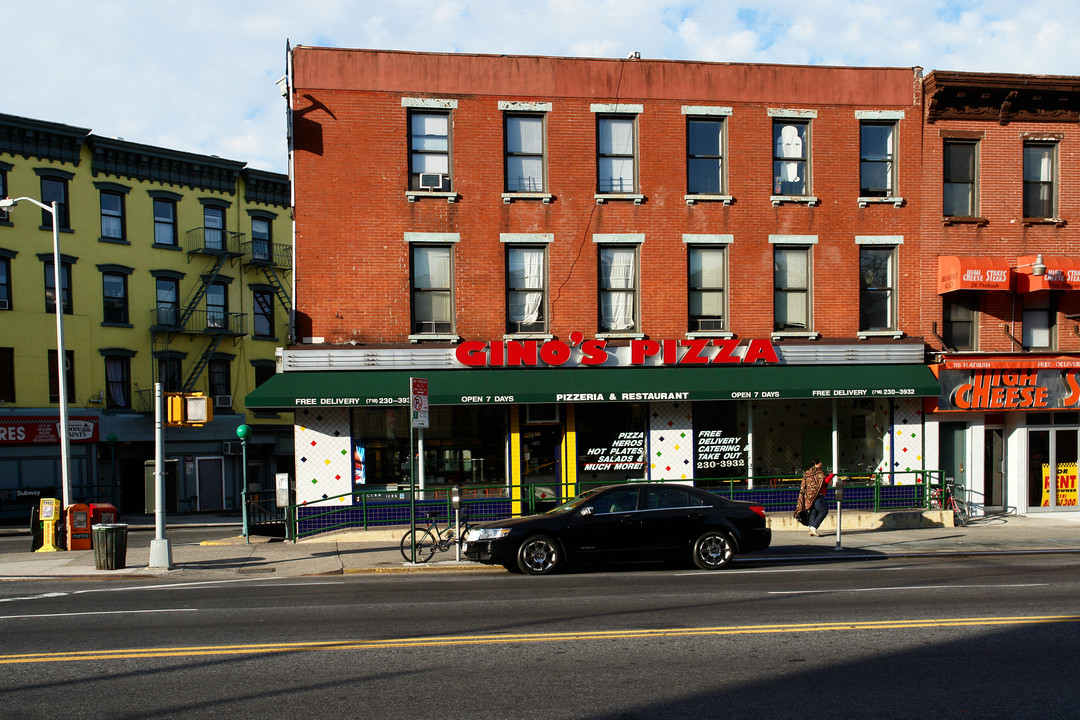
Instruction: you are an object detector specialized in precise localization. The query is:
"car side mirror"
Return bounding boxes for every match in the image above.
[579,506,594,518]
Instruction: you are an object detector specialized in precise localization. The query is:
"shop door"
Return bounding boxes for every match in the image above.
[983,427,1005,511]
[940,422,968,492]
[197,457,225,511]
[1030,428,1079,510]
[521,425,563,512]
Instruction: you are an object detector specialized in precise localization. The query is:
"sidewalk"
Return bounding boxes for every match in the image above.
[1,512,1077,580]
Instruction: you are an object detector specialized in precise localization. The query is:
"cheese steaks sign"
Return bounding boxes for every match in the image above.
[456,333,779,367]
[937,368,1080,412]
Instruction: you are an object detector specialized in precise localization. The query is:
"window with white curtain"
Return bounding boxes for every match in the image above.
[105,356,130,409]
[412,245,453,334]
[1023,143,1056,219]
[203,205,225,251]
[597,116,636,193]
[773,121,809,196]
[409,111,451,190]
[688,246,726,331]
[100,190,125,240]
[505,114,545,192]
[860,122,896,197]
[507,245,546,333]
[774,246,810,331]
[599,246,638,332]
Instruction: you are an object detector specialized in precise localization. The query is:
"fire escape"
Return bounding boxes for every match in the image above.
[150,225,291,395]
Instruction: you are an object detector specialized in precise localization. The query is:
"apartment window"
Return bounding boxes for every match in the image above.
[153,198,178,246]
[0,254,10,311]
[773,120,809,196]
[943,140,978,217]
[156,276,180,326]
[411,245,453,334]
[1023,294,1055,349]
[859,246,896,331]
[44,260,73,315]
[774,246,810,331]
[206,282,228,329]
[0,166,10,223]
[251,216,272,261]
[687,118,724,195]
[253,289,274,337]
[597,116,637,193]
[102,271,129,325]
[860,122,897,197]
[409,111,451,191]
[203,205,225,251]
[942,292,977,350]
[158,355,183,393]
[104,355,131,410]
[507,245,547,334]
[505,114,545,193]
[40,175,71,229]
[688,246,726,331]
[1023,143,1056,219]
[599,245,639,332]
[253,361,275,388]
[100,190,125,241]
[0,347,14,403]
[48,349,75,404]
[209,359,231,399]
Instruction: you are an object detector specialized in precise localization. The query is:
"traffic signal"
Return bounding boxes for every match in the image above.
[165,393,213,426]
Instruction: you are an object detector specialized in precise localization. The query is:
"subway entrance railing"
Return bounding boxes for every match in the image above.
[262,470,946,542]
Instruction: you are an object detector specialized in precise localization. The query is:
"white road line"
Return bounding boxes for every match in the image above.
[0,577,346,603]
[768,583,1049,595]
[0,608,197,621]
[675,566,907,577]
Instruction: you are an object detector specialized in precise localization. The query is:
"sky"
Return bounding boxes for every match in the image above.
[7,0,1080,175]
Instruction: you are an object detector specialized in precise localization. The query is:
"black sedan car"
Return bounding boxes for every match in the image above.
[464,483,771,575]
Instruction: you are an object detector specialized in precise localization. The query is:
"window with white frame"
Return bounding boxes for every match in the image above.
[203,204,225,251]
[505,114,546,192]
[774,246,811,331]
[1023,143,1056,219]
[153,197,178,246]
[409,111,452,191]
[859,246,896,331]
[507,245,547,334]
[206,282,228,329]
[942,292,977,350]
[599,245,639,332]
[251,215,272,261]
[860,122,897,198]
[99,189,126,241]
[773,120,810,196]
[597,115,637,193]
[411,245,453,334]
[688,245,726,332]
[1022,294,1055,349]
[943,140,978,217]
[687,117,724,195]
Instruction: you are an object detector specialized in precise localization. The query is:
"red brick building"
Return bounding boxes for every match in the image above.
[920,71,1080,513]
[249,48,939,516]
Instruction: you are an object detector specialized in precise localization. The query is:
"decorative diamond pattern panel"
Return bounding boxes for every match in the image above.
[887,397,924,484]
[295,408,352,506]
[649,402,694,481]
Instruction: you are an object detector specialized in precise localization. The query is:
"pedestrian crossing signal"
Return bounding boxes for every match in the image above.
[166,393,213,426]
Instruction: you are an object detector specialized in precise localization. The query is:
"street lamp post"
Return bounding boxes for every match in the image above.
[237,424,251,542]
[0,196,71,509]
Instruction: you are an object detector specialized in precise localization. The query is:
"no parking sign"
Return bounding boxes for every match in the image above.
[410,377,429,429]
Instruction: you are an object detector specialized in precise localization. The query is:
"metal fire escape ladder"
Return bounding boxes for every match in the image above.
[259,265,292,313]
[181,334,227,392]
[175,253,229,330]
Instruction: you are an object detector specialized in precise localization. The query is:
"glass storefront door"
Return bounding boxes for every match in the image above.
[1028,427,1079,510]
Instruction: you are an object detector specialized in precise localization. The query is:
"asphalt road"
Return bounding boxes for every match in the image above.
[1,552,1078,719]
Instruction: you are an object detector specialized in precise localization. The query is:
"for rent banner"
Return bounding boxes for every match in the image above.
[1041,463,1078,507]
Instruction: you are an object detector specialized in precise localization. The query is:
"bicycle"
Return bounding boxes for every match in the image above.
[400,511,473,563]
[929,481,969,526]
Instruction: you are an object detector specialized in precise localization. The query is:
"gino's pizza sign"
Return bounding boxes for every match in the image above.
[455,334,780,367]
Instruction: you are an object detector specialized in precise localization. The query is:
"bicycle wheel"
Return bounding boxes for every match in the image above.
[951,498,970,527]
[400,529,437,563]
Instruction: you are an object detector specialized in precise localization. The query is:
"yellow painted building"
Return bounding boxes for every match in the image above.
[0,113,293,517]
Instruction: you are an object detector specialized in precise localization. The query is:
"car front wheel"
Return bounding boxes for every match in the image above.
[693,531,735,570]
[517,534,559,575]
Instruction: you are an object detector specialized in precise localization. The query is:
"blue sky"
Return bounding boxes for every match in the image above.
[6,0,1080,174]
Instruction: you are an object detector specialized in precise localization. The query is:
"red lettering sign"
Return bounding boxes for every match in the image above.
[454,336,780,368]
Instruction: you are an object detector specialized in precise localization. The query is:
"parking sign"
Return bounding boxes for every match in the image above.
[410,377,429,428]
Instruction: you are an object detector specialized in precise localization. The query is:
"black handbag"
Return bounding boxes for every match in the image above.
[795,509,810,526]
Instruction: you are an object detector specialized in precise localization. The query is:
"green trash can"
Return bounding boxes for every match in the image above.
[92,524,128,570]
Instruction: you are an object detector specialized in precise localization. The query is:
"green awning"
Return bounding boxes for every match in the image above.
[246,364,939,409]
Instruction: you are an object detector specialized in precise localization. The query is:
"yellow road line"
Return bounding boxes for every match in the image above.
[3,615,1078,665]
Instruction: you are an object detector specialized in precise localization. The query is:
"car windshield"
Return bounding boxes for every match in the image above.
[544,488,604,515]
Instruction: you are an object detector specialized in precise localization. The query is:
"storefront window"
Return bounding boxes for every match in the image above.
[576,403,646,491]
[350,406,507,490]
[693,401,747,482]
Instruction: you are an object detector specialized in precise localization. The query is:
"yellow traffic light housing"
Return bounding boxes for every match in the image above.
[165,392,213,426]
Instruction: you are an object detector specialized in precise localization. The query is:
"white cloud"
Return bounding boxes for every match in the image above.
[6,0,1080,175]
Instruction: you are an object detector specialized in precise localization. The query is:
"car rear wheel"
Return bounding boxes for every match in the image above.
[693,531,735,570]
[517,534,559,575]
